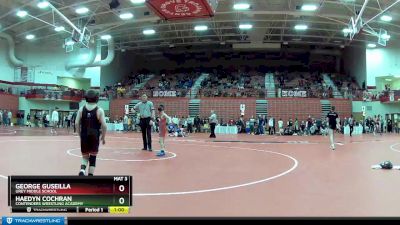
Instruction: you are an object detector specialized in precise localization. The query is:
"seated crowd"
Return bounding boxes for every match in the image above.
[199,69,265,98]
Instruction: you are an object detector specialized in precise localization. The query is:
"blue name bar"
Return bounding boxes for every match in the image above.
[2,217,64,225]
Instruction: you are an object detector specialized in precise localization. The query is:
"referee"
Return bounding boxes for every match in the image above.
[133,94,155,151]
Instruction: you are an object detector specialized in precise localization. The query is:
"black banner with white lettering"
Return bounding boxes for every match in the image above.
[281,90,307,98]
[153,90,177,97]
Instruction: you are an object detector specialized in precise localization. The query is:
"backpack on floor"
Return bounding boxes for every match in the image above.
[380,161,393,169]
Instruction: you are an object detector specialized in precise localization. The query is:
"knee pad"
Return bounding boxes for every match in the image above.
[89,155,97,167]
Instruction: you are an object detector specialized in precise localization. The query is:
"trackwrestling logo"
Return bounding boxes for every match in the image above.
[2,217,64,225]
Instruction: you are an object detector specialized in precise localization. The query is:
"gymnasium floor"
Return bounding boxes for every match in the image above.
[0,127,400,217]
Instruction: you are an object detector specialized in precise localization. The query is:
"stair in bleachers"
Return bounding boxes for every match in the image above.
[186,73,209,98]
[320,99,331,119]
[256,100,268,116]
[265,73,276,98]
[125,74,155,97]
[134,74,155,89]
[189,99,201,117]
[322,74,343,99]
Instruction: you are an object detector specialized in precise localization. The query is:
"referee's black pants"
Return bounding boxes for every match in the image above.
[210,123,216,138]
[349,125,354,136]
[140,117,152,150]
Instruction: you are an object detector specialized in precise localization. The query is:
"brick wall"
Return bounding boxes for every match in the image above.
[267,98,322,123]
[200,98,257,121]
[152,98,189,117]
[109,98,131,119]
[109,98,189,119]
[0,93,19,116]
[109,97,353,124]
[330,99,352,118]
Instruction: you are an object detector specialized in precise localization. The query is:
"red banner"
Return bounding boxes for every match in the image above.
[146,0,216,20]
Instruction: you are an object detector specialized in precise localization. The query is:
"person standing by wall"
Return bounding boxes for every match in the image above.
[7,110,12,126]
[194,115,201,133]
[258,115,265,135]
[51,107,59,135]
[26,113,31,127]
[387,118,392,133]
[0,110,3,127]
[268,116,274,135]
[348,115,354,137]
[249,116,255,135]
[209,110,217,138]
[278,118,284,135]
[306,115,313,136]
[72,110,78,133]
[133,94,155,151]
[187,116,193,133]
[123,114,129,132]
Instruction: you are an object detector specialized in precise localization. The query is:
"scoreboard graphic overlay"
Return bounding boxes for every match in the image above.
[8,176,132,214]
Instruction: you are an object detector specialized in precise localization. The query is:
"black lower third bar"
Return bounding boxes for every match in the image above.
[12,207,110,213]
[12,207,78,213]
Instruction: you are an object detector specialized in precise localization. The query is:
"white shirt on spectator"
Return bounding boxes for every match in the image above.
[269,118,274,127]
[51,111,59,122]
[278,120,284,129]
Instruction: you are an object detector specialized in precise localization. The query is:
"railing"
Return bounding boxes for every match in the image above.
[25,89,84,102]
[379,90,400,103]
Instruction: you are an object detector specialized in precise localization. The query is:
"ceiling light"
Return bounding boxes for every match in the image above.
[75,7,89,14]
[233,3,250,10]
[239,24,253,30]
[143,29,156,35]
[16,10,28,18]
[294,24,308,30]
[26,34,35,40]
[342,28,353,33]
[380,15,392,22]
[119,12,133,20]
[385,78,392,82]
[37,1,50,9]
[301,4,318,11]
[54,26,65,32]
[367,43,376,48]
[100,34,112,40]
[194,25,208,31]
[130,0,146,4]
[381,34,391,40]
[292,38,302,41]
[66,40,75,46]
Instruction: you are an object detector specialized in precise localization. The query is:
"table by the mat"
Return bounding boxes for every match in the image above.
[106,123,124,131]
[344,125,363,136]
[215,125,238,134]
